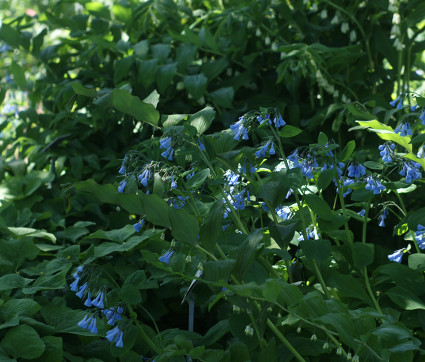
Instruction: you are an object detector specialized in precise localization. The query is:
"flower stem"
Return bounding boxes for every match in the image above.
[266,318,306,362]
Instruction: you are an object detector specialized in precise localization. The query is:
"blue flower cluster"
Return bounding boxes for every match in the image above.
[415,224,425,250]
[230,116,249,141]
[399,161,422,183]
[255,140,275,158]
[378,143,395,163]
[365,176,386,194]
[139,169,150,186]
[389,95,403,109]
[394,122,412,137]
[257,114,286,128]
[347,163,366,178]
[70,266,125,348]
[160,136,174,160]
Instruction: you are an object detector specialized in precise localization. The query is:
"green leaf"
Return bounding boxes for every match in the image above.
[0,23,20,47]
[386,286,425,310]
[201,57,229,80]
[268,221,298,250]
[114,56,134,84]
[112,89,159,127]
[0,325,45,359]
[346,104,375,120]
[234,229,263,281]
[327,270,371,304]
[339,140,356,162]
[138,59,158,88]
[318,169,336,190]
[119,284,142,305]
[7,227,56,243]
[86,224,135,242]
[94,231,157,258]
[1,299,40,318]
[184,74,208,99]
[10,62,26,89]
[169,207,199,245]
[352,242,374,269]
[0,274,25,291]
[200,200,224,251]
[363,161,383,170]
[279,125,303,138]
[71,82,97,97]
[23,265,71,294]
[113,4,132,24]
[143,90,160,108]
[303,194,333,220]
[157,63,177,93]
[151,43,171,62]
[356,120,413,153]
[258,174,289,209]
[208,87,234,108]
[203,259,236,282]
[38,336,63,362]
[189,106,215,134]
[124,271,146,289]
[176,44,197,72]
[134,40,149,58]
[300,239,331,262]
[85,2,110,18]
[410,133,425,145]
[318,132,328,145]
[408,253,425,272]
[186,169,210,190]
[140,194,171,228]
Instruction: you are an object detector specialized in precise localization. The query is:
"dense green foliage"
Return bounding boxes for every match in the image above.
[1,0,425,361]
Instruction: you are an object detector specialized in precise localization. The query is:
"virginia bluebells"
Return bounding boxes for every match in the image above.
[230,116,249,141]
[139,169,150,186]
[119,156,126,175]
[388,248,405,263]
[160,136,174,160]
[223,169,240,185]
[365,176,386,194]
[106,326,124,348]
[159,250,174,264]
[415,224,425,250]
[399,161,422,183]
[255,140,275,158]
[394,122,412,137]
[420,111,425,125]
[347,163,366,178]
[118,180,127,193]
[378,143,395,163]
[300,157,318,179]
[275,205,291,220]
[358,209,366,217]
[389,95,403,109]
[133,219,145,232]
[378,208,388,227]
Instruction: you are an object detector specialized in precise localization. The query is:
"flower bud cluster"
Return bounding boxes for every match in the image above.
[70,266,125,348]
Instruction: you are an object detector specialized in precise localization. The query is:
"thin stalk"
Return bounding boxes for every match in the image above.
[336,178,353,246]
[135,321,162,354]
[361,202,383,314]
[266,319,306,362]
[248,310,266,350]
[394,190,421,253]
